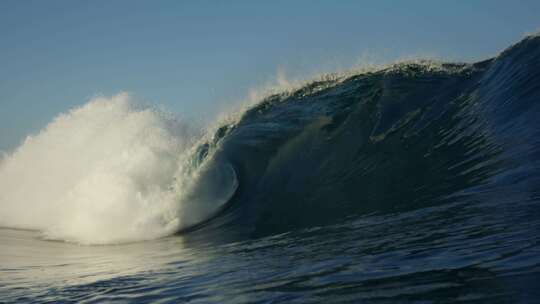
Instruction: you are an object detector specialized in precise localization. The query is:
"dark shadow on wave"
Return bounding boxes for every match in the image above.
[182,34,540,242]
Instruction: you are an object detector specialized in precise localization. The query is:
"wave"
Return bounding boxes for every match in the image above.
[0,34,539,245]
[188,34,540,239]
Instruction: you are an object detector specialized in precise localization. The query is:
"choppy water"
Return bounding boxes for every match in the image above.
[1,35,539,303]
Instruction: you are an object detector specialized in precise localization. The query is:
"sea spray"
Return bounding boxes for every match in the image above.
[0,93,220,244]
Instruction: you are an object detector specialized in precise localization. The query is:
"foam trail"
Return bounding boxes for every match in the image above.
[0,93,208,244]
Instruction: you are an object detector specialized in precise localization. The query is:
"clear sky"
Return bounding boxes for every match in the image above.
[1,0,539,151]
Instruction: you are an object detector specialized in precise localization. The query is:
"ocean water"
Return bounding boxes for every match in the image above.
[1,35,539,303]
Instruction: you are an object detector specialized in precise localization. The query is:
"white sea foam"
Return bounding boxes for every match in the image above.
[0,93,232,244]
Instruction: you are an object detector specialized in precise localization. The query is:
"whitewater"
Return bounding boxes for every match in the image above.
[0,93,238,244]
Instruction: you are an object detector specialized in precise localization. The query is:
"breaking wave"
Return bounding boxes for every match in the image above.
[0,34,539,245]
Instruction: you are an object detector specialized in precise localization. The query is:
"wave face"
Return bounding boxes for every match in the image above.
[186,34,540,241]
[0,94,238,244]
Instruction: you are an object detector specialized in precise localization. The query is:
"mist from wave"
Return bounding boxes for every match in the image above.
[0,93,238,244]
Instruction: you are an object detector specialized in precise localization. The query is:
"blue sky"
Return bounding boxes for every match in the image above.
[1,0,539,151]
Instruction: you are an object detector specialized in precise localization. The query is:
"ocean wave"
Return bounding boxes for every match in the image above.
[0,34,538,245]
